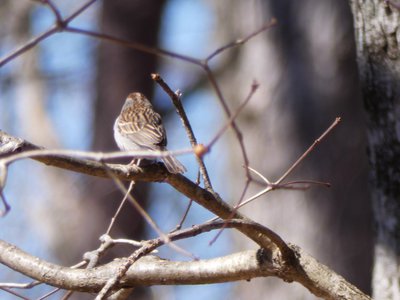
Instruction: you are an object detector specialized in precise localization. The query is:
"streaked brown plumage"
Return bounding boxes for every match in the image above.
[113,92,186,174]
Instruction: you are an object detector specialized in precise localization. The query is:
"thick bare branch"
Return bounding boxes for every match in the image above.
[0,239,272,292]
[0,235,370,300]
[0,130,373,299]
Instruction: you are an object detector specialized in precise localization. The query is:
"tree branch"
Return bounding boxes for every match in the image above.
[0,239,272,292]
[0,131,371,299]
[0,242,371,300]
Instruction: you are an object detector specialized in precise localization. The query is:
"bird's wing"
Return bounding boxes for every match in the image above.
[117,108,167,149]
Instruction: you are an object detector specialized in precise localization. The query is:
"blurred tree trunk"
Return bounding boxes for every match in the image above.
[84,0,166,298]
[350,1,400,299]
[91,0,165,237]
[210,0,372,298]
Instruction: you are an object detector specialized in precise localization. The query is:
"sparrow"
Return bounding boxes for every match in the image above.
[113,92,186,174]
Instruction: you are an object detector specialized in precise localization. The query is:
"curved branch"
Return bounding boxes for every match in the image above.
[0,239,271,292]
[0,131,371,299]
[1,216,371,300]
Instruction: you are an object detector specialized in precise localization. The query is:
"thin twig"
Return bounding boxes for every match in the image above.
[279,180,331,189]
[0,27,59,68]
[276,117,341,184]
[0,287,29,300]
[107,173,195,258]
[32,0,64,25]
[37,287,61,300]
[1,146,192,166]
[0,0,98,67]
[151,73,213,190]
[0,163,10,215]
[205,18,277,62]
[105,181,135,235]
[95,241,154,300]
[234,118,341,209]
[205,68,252,180]
[200,19,276,181]
[111,238,144,247]
[177,200,193,231]
[65,26,202,65]
[63,0,98,24]
[60,290,74,300]
[208,179,251,245]
[0,191,10,217]
[207,82,259,243]
[0,282,40,289]
[173,171,200,231]
[207,80,259,148]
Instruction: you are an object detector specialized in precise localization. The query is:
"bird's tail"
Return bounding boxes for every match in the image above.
[162,155,186,174]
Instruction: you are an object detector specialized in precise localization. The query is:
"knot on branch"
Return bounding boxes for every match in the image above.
[256,248,272,266]
[0,131,25,158]
[56,19,68,31]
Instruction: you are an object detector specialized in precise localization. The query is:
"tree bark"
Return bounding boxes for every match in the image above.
[350,1,400,299]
